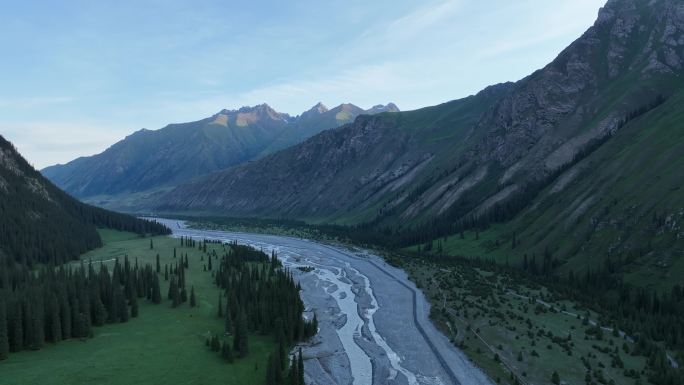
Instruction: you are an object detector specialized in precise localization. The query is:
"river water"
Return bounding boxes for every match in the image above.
[152,218,493,385]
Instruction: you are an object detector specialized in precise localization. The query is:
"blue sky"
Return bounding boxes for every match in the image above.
[0,0,606,168]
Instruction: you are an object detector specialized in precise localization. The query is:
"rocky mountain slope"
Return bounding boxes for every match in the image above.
[157,0,684,278]
[0,135,169,265]
[41,102,398,210]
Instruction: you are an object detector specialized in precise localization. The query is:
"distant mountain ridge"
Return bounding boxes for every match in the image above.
[41,102,398,209]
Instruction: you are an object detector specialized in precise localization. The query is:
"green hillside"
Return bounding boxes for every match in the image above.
[0,135,169,265]
[414,87,684,292]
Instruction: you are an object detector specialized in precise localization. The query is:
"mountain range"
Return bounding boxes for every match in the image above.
[41,0,684,289]
[41,102,398,210]
[153,0,684,286]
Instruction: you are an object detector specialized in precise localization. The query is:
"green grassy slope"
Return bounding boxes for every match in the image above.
[413,88,684,292]
[0,231,273,385]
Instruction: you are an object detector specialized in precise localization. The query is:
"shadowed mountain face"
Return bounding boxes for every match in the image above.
[41,102,398,206]
[258,103,398,156]
[157,0,684,266]
[0,135,169,265]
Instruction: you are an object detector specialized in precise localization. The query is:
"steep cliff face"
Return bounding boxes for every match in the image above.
[157,0,684,237]
[470,0,684,179]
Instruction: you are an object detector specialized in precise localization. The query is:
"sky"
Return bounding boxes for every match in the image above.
[0,0,606,169]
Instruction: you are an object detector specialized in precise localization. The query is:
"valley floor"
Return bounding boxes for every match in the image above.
[160,218,492,385]
[0,230,273,385]
[2,220,656,385]
[186,219,671,385]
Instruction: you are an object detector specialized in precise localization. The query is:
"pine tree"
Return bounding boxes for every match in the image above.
[266,354,282,385]
[152,274,162,304]
[217,294,223,318]
[297,348,304,385]
[70,299,80,339]
[9,301,22,352]
[278,341,286,371]
[208,255,212,271]
[116,284,129,323]
[551,371,560,385]
[224,309,233,334]
[234,312,248,357]
[164,265,169,281]
[28,299,45,349]
[221,340,234,363]
[170,277,180,308]
[190,286,197,307]
[0,299,9,360]
[59,296,71,340]
[150,238,154,249]
[156,254,160,273]
[287,356,297,385]
[211,335,221,352]
[130,294,139,318]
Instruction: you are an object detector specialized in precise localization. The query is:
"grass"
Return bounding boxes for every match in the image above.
[0,230,274,385]
[395,257,649,385]
[406,226,509,262]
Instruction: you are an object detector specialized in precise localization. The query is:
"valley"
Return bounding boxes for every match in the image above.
[157,218,492,385]
[3,0,684,384]
[180,217,682,385]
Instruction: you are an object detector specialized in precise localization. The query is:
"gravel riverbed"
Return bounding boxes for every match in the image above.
[155,219,493,385]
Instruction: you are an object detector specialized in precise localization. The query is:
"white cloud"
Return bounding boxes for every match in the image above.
[474,0,604,59]
[357,0,465,48]
[1,121,126,169]
[0,96,74,109]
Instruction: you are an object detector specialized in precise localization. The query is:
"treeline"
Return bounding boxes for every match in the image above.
[0,135,169,267]
[203,241,317,384]
[556,265,684,385]
[0,256,163,360]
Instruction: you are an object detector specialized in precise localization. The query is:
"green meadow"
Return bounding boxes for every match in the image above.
[0,230,273,385]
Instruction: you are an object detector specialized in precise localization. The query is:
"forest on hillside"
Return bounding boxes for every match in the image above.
[0,135,170,266]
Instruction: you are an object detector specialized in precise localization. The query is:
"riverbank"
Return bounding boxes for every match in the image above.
[155,218,493,385]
